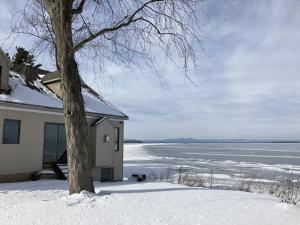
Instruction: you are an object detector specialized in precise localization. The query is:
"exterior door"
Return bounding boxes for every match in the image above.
[43,123,66,163]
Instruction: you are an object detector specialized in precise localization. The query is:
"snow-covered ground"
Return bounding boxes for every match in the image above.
[0,180,299,225]
[0,144,299,225]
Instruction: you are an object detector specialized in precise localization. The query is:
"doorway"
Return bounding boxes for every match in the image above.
[43,123,66,164]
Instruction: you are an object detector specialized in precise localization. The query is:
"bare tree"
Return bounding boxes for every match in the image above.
[13,0,202,194]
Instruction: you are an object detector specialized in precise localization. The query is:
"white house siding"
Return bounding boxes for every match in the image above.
[0,107,96,182]
[91,119,124,181]
[110,120,124,181]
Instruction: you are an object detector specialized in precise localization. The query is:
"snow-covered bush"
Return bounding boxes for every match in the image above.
[274,174,300,205]
[238,172,300,205]
[176,167,206,187]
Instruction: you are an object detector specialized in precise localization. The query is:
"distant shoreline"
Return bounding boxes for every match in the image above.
[125,139,300,144]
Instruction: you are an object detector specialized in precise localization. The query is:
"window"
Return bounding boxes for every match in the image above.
[101,167,114,181]
[114,127,120,151]
[2,119,21,144]
[43,123,66,163]
[0,65,2,87]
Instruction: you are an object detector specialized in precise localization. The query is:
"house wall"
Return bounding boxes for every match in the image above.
[95,119,115,167]
[0,53,10,90]
[110,120,124,181]
[0,107,95,182]
[90,119,124,181]
[0,106,125,183]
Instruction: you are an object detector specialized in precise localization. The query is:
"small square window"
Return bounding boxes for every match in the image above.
[2,119,21,144]
[101,167,114,181]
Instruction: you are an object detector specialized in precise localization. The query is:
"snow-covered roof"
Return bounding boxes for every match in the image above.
[0,71,128,119]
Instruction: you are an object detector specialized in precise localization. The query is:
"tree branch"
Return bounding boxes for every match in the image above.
[74,0,163,51]
[139,17,183,38]
[72,0,86,14]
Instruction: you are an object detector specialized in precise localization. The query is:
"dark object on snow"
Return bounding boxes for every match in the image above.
[31,172,41,181]
[132,173,146,182]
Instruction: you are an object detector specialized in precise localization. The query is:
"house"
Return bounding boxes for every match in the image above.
[0,48,128,183]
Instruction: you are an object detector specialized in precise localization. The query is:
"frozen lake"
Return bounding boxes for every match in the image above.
[124,143,300,186]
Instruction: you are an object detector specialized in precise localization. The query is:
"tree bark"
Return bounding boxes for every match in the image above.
[43,0,95,194]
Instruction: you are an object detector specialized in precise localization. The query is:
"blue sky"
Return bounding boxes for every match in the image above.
[1,0,300,140]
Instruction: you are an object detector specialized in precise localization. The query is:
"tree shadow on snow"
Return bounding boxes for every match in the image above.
[0,179,155,192]
[98,187,199,196]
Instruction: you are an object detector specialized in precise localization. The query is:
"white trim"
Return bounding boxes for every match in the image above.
[93,117,124,126]
[0,105,97,119]
[42,78,60,84]
[94,117,106,126]
[109,118,124,122]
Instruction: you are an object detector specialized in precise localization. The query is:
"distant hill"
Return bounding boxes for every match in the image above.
[142,138,300,144]
[125,139,143,143]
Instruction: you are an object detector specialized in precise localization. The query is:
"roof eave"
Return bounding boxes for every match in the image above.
[0,101,129,120]
[42,78,61,84]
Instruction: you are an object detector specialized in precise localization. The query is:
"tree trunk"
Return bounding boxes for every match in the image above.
[43,0,95,194]
[61,53,95,194]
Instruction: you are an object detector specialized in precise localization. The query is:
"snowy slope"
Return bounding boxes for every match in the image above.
[0,72,126,117]
[0,72,62,108]
[81,88,125,117]
[0,180,299,225]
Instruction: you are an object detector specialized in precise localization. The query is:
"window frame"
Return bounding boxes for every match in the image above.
[2,119,21,144]
[114,127,120,151]
[43,123,66,163]
[0,65,2,87]
[101,167,114,181]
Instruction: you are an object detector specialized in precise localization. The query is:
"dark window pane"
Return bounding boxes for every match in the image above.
[44,124,58,163]
[57,124,66,161]
[43,123,66,163]
[3,119,21,144]
[114,127,119,151]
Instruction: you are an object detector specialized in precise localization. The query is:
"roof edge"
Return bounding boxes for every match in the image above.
[0,101,129,120]
[42,78,61,84]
